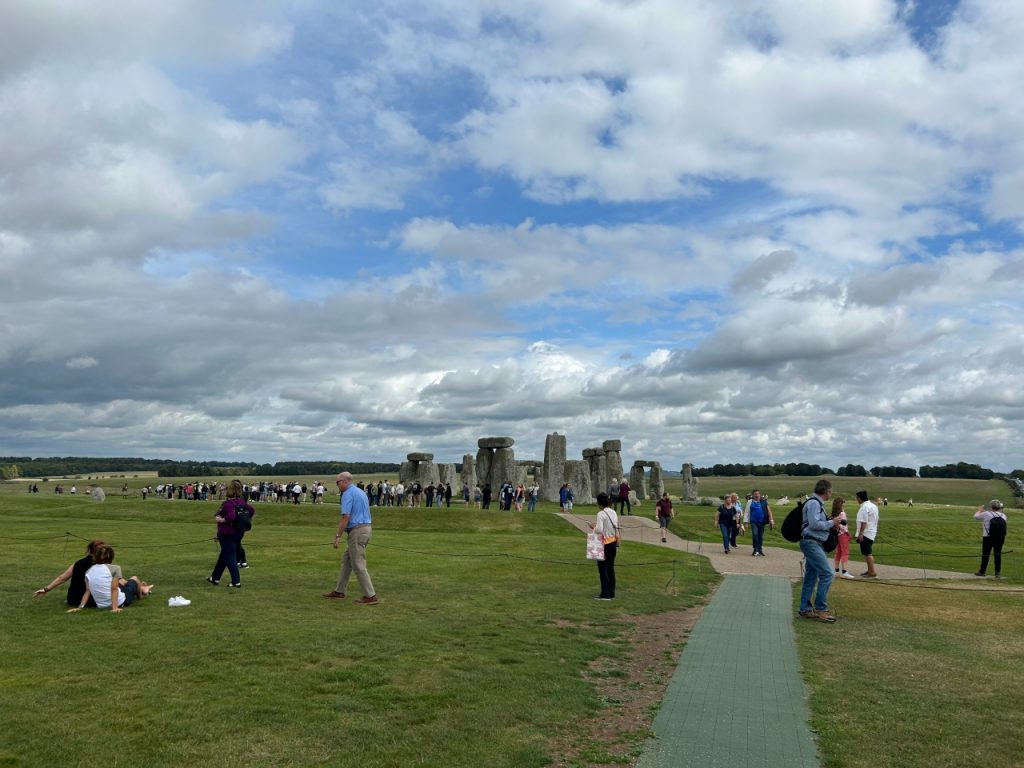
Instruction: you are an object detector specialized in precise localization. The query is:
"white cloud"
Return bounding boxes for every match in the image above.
[65,356,99,369]
[2,0,1024,474]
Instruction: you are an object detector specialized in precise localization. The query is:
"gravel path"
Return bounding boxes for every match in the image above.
[559,512,977,581]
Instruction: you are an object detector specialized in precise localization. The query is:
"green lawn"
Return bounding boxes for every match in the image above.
[0,494,713,768]
[796,583,1024,768]
[668,474,1012,507]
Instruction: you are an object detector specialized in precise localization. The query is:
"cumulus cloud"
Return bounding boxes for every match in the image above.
[2,1,1024,473]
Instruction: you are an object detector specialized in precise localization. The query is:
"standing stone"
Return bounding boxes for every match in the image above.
[491,446,517,488]
[461,453,477,491]
[649,462,665,500]
[564,460,594,505]
[602,439,623,484]
[630,461,648,501]
[416,460,440,487]
[438,463,458,489]
[476,448,493,492]
[682,463,699,503]
[399,460,415,484]
[541,432,567,502]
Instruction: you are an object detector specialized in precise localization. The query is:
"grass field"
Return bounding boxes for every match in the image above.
[795,584,1024,768]
[3,475,1023,767]
[1,493,712,768]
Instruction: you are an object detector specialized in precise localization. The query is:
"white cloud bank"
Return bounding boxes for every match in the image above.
[1,0,1023,473]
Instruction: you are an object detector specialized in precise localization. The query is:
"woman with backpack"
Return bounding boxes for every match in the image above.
[207,479,254,588]
[974,499,1007,578]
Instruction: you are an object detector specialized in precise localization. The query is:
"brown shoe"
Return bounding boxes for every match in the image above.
[816,613,837,623]
[354,595,379,605]
[798,610,818,619]
[321,590,346,599]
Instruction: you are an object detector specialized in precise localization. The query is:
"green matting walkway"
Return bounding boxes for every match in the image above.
[635,574,819,768]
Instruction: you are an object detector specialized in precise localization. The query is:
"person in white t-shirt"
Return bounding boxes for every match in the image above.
[67,545,153,613]
[855,491,880,578]
[588,493,620,600]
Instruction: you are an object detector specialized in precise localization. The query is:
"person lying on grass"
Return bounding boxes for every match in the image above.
[34,539,106,608]
[67,545,153,613]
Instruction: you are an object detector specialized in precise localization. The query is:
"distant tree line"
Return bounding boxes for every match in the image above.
[919,462,995,480]
[0,456,400,478]
[694,461,1009,480]
[693,463,834,477]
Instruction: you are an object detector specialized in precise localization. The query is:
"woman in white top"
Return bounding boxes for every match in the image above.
[589,493,620,600]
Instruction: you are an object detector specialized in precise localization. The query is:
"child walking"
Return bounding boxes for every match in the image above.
[832,496,854,579]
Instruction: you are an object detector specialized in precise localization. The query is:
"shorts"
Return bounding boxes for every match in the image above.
[658,516,670,529]
[122,578,140,607]
[859,536,874,556]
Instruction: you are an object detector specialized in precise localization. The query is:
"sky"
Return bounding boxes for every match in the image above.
[2,0,1022,473]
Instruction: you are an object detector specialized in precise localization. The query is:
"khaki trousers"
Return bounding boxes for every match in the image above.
[336,526,375,597]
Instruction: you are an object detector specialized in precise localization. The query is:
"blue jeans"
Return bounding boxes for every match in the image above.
[750,522,766,554]
[719,523,732,551]
[527,497,537,512]
[212,532,242,585]
[799,537,834,613]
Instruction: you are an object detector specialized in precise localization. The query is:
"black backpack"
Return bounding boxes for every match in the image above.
[989,515,1007,538]
[780,501,805,542]
[234,500,253,532]
[781,498,837,552]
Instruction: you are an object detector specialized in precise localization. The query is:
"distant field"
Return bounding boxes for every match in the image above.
[664,474,1014,507]
[5,472,1017,510]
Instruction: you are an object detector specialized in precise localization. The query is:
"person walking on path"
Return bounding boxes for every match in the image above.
[855,490,880,578]
[799,479,841,623]
[589,493,619,600]
[974,499,1008,578]
[746,489,773,556]
[617,479,632,515]
[655,492,674,543]
[714,496,737,554]
[832,495,854,579]
[323,472,378,605]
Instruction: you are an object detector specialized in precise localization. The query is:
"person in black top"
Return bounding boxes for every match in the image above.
[33,539,106,607]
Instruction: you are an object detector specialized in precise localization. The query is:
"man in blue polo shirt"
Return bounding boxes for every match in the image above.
[323,471,378,605]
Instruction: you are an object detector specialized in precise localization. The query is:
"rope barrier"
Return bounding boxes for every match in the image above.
[6,527,1022,595]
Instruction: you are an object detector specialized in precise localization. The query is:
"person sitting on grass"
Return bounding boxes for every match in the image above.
[67,545,153,613]
[34,539,106,608]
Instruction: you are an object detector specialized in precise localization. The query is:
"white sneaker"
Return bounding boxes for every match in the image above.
[168,595,191,607]
[841,572,855,580]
